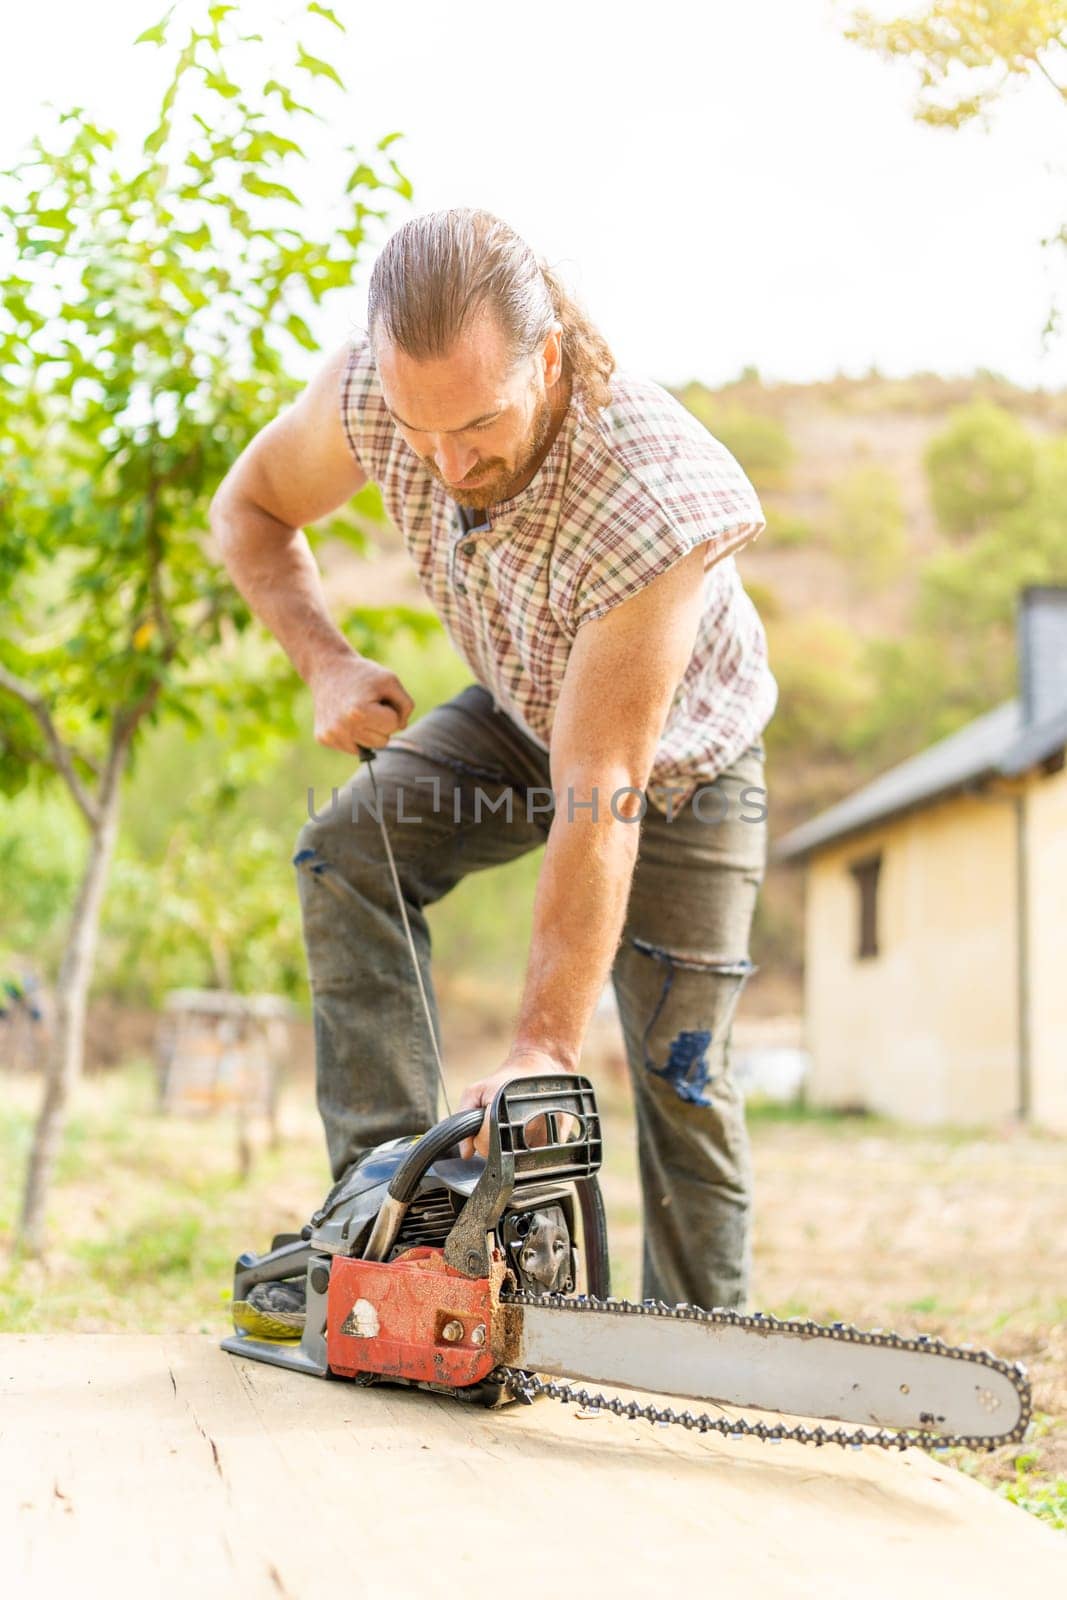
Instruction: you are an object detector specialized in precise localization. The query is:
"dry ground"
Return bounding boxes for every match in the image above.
[2,1010,1065,1530]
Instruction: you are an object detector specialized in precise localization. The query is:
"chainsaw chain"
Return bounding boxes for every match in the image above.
[494,1290,1032,1454]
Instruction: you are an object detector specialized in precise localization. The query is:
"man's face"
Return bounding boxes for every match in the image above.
[375,312,565,511]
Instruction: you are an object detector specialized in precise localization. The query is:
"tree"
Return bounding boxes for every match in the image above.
[843,1,1067,335]
[96,607,443,1006]
[844,1,1067,128]
[919,431,1067,628]
[761,613,873,761]
[923,399,1037,535]
[857,431,1067,750]
[0,2,412,1251]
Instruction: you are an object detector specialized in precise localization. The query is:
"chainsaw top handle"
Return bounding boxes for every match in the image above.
[441,1074,603,1278]
[484,1074,602,1182]
[387,1109,486,1204]
[387,1075,602,1206]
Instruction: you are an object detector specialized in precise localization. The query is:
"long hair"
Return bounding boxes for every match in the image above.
[365,207,616,412]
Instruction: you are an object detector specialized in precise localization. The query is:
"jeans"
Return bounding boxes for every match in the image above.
[293,682,768,1311]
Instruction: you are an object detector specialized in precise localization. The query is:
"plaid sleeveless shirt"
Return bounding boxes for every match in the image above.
[339,335,777,816]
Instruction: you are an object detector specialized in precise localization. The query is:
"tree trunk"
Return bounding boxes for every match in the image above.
[16,736,129,1255]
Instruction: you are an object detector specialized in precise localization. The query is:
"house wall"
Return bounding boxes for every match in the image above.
[1027,760,1067,1133]
[804,789,1019,1125]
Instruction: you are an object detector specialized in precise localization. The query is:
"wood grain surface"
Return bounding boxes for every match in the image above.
[3,1334,1063,1598]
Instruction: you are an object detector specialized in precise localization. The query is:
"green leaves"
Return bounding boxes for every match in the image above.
[1,0,410,802]
[340,606,445,658]
[307,3,345,30]
[388,159,414,202]
[284,311,318,350]
[844,6,1067,127]
[240,173,300,204]
[134,8,175,49]
[243,131,304,163]
[203,69,240,99]
[923,400,1037,537]
[143,120,170,157]
[843,3,1067,350]
[345,161,381,192]
[30,208,71,230]
[295,44,345,89]
[263,78,315,116]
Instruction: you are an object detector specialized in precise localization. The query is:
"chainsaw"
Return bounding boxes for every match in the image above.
[222,1072,1031,1453]
[221,749,1031,1454]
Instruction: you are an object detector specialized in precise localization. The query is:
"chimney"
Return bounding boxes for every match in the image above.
[1018,586,1067,727]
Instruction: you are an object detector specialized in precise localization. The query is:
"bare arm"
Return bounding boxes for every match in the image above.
[209,343,413,750]
[459,545,708,1153]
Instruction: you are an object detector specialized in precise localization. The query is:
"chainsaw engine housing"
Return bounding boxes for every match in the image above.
[222,1075,607,1397]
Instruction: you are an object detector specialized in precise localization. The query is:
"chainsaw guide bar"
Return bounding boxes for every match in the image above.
[223,1073,1031,1456]
[495,1288,1031,1453]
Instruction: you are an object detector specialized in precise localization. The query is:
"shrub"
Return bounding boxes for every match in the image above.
[678,384,794,491]
[764,615,872,760]
[742,579,781,621]
[923,401,1037,537]
[827,464,907,589]
[763,512,815,548]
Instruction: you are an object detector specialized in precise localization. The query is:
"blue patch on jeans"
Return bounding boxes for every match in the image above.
[649,1029,714,1106]
[293,847,321,871]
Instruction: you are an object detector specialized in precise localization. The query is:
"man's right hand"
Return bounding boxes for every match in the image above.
[309,651,415,755]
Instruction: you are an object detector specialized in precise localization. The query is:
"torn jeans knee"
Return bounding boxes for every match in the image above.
[629,936,757,1107]
[293,845,367,908]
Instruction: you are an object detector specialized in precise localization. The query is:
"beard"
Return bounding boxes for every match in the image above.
[429,381,561,511]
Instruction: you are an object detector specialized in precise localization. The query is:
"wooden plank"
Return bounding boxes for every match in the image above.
[2,1334,1063,1598]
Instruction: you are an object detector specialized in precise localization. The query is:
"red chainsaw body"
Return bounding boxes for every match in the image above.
[326,1246,499,1387]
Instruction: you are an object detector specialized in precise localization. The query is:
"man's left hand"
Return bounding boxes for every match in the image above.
[457,1048,571,1159]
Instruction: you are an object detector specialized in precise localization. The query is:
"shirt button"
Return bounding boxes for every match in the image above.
[462,542,477,556]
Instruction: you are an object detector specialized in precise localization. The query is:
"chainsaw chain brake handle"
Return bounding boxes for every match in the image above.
[442,1074,602,1280]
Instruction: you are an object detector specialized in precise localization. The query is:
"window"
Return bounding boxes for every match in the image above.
[849,853,882,960]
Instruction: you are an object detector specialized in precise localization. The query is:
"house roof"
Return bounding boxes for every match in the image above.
[774,697,1067,864]
[1002,702,1067,778]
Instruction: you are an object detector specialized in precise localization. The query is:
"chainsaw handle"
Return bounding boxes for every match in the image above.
[442,1075,602,1278]
[387,1109,487,1204]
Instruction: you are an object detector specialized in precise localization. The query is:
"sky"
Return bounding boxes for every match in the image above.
[2,0,1065,391]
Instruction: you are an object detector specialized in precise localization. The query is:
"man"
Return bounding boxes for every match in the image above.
[210,206,777,1319]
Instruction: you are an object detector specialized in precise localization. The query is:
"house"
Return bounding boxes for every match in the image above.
[774,586,1067,1132]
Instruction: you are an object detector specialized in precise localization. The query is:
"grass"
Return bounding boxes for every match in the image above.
[742,1094,889,1128]
[999,1468,1067,1530]
[0,1058,332,1334]
[2,1045,1065,1536]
